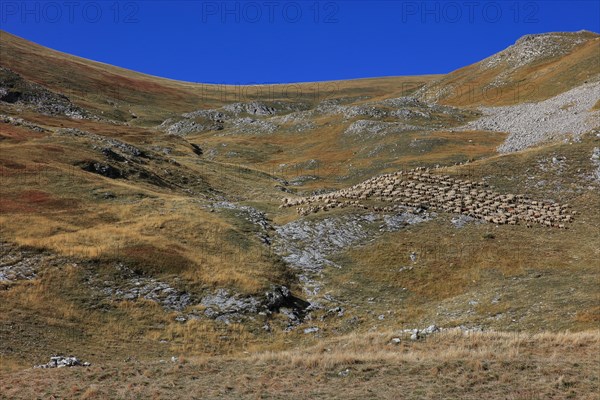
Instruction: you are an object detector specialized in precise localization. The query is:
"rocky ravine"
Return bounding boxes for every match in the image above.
[274,208,434,308]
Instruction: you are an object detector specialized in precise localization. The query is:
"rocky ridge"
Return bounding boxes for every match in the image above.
[0,66,96,119]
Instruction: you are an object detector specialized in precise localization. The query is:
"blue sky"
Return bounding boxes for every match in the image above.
[1,1,599,84]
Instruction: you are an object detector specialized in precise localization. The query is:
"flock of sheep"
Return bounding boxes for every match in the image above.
[281,168,574,228]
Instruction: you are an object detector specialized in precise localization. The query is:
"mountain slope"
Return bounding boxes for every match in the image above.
[418,30,600,106]
[0,30,599,399]
[0,30,437,125]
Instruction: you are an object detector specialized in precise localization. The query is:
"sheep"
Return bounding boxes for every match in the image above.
[284,169,573,228]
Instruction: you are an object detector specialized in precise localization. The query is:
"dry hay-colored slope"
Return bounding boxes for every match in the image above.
[0,191,282,295]
[0,28,598,400]
[419,31,600,106]
[1,330,598,400]
[188,122,505,192]
[319,132,600,332]
[0,121,291,294]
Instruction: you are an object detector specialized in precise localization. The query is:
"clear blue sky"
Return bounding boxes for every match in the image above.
[1,1,599,84]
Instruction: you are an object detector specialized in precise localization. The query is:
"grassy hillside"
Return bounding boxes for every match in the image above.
[2,330,599,399]
[0,30,598,399]
[418,31,600,106]
[0,30,437,125]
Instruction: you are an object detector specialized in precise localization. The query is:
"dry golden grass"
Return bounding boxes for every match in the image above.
[1,329,598,399]
[249,329,600,367]
[0,196,277,293]
[0,125,289,292]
